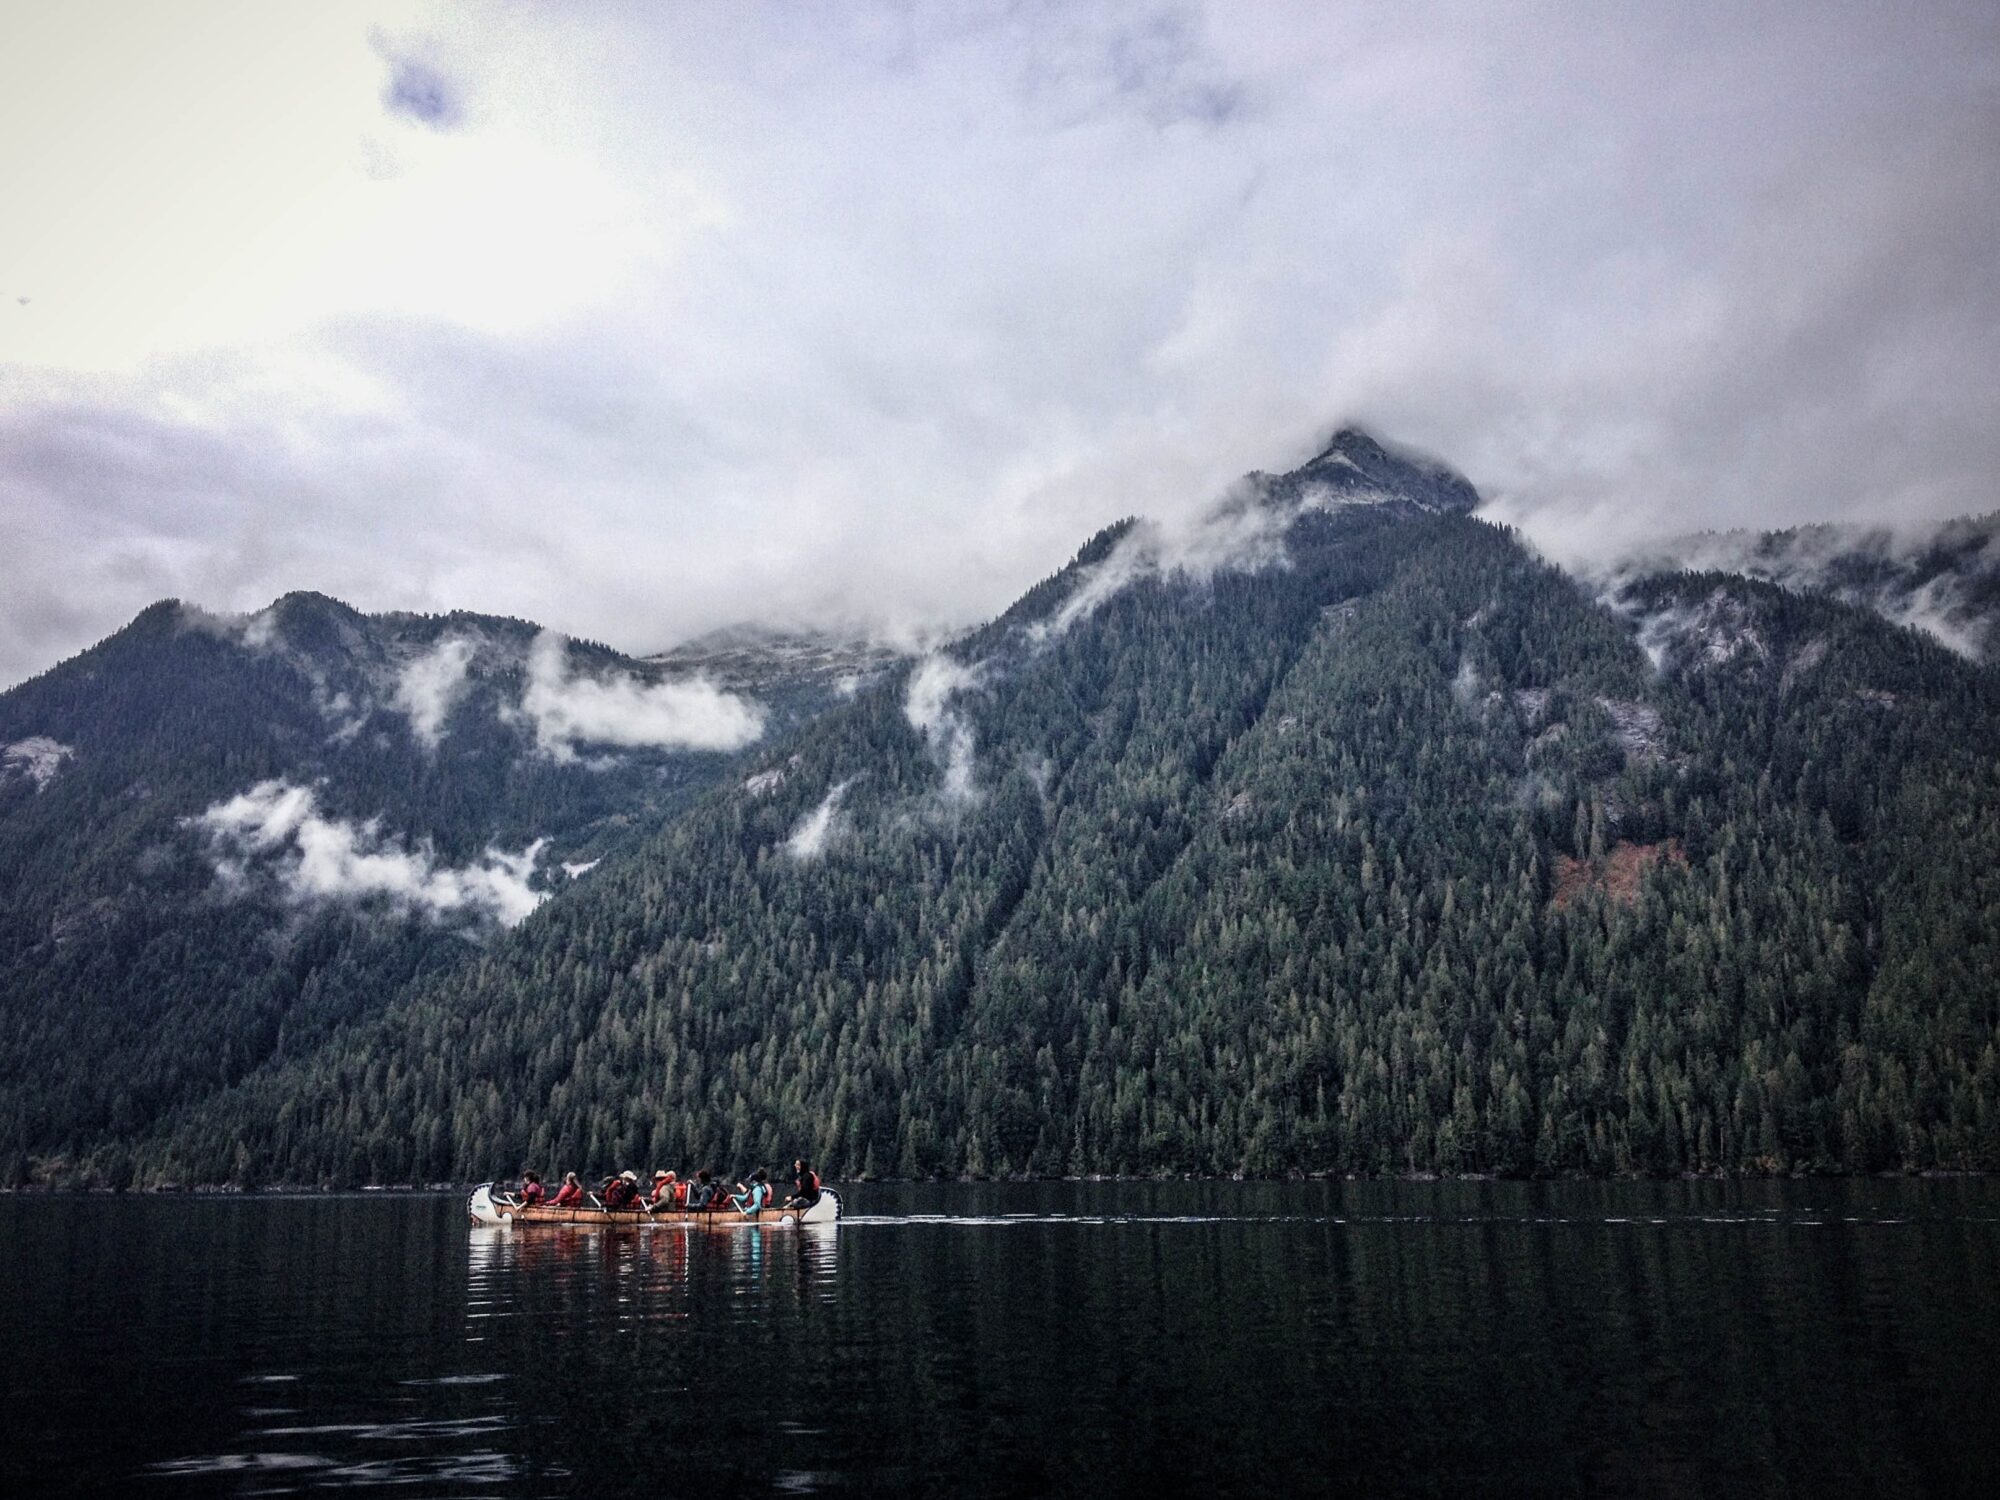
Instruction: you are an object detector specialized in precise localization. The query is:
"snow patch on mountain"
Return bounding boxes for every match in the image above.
[1594,698,1666,761]
[520,631,765,762]
[190,780,546,928]
[3,736,74,789]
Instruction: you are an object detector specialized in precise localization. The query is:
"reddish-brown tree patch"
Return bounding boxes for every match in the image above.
[1552,839,1687,909]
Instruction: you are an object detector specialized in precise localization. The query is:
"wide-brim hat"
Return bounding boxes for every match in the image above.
[620,1170,638,1182]
[653,1170,670,1180]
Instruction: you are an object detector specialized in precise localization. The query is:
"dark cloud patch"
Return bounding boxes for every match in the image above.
[376,38,461,130]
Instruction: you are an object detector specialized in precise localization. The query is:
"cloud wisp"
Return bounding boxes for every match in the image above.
[1022,472,1392,645]
[903,655,982,805]
[392,634,476,746]
[191,779,546,928]
[1585,515,2000,663]
[518,631,765,762]
[784,778,855,861]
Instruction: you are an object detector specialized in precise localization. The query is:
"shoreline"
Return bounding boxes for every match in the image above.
[4,1168,1995,1197]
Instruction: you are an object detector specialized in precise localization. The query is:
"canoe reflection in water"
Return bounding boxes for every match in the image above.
[466,1207,841,1340]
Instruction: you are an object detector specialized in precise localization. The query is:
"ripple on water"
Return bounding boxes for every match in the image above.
[6,1183,1997,1497]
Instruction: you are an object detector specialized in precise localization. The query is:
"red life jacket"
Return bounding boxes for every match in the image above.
[521,1181,545,1205]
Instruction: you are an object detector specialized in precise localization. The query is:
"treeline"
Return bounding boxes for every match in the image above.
[98,501,2000,1187]
[0,593,806,1178]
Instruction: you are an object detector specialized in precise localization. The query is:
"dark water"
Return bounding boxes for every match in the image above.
[2,1181,1997,1497]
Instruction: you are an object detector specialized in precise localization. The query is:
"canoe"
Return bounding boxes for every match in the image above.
[467,1181,841,1229]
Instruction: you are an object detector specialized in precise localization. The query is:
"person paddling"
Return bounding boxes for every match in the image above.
[785,1159,821,1209]
[729,1168,771,1216]
[519,1170,546,1207]
[550,1171,583,1208]
[647,1170,680,1210]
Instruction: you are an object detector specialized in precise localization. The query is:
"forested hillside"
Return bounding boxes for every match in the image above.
[1601,512,2000,665]
[0,595,883,1182]
[102,430,2000,1187]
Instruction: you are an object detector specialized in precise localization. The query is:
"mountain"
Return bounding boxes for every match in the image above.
[0,594,872,1181]
[649,624,908,698]
[76,427,1998,1188]
[1596,513,2000,665]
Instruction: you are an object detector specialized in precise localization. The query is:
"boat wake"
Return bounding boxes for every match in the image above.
[836,1211,1935,1228]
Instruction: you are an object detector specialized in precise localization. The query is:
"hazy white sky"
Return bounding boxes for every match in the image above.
[3,0,1995,684]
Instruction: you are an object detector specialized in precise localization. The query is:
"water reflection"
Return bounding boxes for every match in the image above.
[0,1185,1995,1497]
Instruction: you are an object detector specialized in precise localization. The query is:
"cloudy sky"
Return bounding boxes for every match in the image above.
[2,0,1995,686]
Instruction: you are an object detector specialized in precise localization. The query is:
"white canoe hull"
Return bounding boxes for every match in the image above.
[468,1182,842,1229]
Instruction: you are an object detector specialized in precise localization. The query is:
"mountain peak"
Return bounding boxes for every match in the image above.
[1313,426,1395,465]
[1260,425,1483,517]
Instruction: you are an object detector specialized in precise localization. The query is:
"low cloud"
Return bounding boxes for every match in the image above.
[1617,587,1768,675]
[175,601,270,647]
[1885,574,1992,662]
[393,634,476,745]
[1586,516,2000,663]
[904,655,981,804]
[1451,653,1483,708]
[1028,477,1358,645]
[520,630,765,762]
[175,600,371,737]
[784,778,854,861]
[191,779,546,928]
[374,35,464,132]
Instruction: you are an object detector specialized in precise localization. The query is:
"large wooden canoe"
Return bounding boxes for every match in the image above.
[467,1182,841,1229]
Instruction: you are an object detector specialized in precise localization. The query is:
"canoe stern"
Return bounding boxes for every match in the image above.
[467,1182,508,1228]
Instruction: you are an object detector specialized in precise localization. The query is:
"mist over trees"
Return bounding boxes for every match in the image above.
[5,436,1999,1187]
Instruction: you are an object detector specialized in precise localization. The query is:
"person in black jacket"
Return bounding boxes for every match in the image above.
[785,1159,821,1209]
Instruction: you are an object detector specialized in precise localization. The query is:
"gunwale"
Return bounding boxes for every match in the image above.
[467,1182,841,1228]
[505,1201,807,1227]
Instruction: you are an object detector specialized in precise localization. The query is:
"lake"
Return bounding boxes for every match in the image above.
[1,1180,1996,1496]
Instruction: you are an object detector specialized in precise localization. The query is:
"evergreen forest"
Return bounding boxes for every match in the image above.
[5,432,1998,1185]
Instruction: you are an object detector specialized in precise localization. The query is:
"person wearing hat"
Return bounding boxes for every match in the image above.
[646,1170,681,1210]
[602,1170,640,1211]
